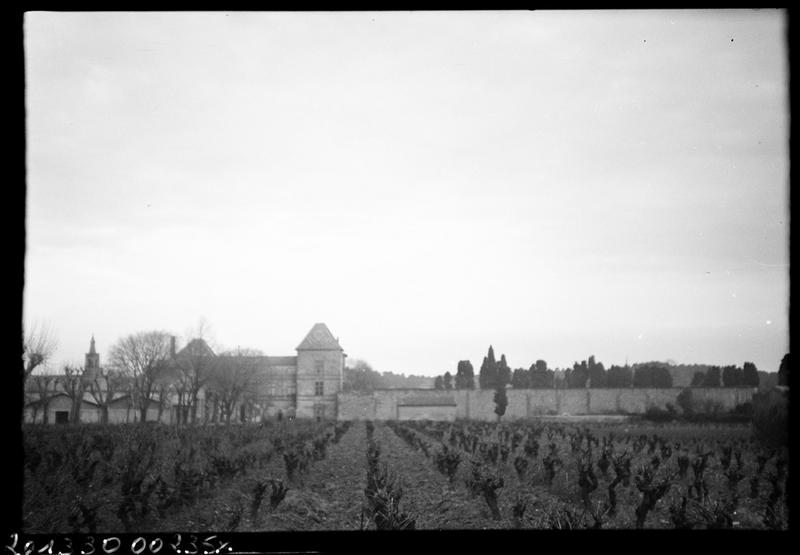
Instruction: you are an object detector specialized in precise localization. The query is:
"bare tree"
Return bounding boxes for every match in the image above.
[23,322,57,381]
[211,348,262,424]
[154,381,172,424]
[176,319,218,425]
[86,369,124,424]
[108,331,172,424]
[30,374,56,424]
[170,371,191,426]
[62,364,86,424]
[204,389,218,425]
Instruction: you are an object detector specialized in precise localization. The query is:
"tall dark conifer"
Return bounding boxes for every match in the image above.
[479,347,498,389]
[497,354,511,387]
[742,362,759,387]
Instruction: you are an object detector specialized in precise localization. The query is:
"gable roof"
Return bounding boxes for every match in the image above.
[296,323,343,351]
[25,392,101,408]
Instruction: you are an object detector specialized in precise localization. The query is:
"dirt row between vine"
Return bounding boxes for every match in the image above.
[253,421,369,530]
[142,423,367,532]
[371,422,499,529]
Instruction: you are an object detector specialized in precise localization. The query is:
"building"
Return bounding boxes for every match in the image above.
[23,323,346,424]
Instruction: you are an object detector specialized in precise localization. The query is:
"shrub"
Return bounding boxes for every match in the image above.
[643,406,674,422]
[676,388,693,415]
[701,399,724,416]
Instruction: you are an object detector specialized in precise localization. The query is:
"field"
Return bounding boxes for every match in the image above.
[22,418,788,532]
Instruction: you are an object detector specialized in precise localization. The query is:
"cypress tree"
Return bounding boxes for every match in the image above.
[607,365,632,388]
[455,362,466,389]
[497,354,511,387]
[456,360,476,389]
[444,371,453,390]
[568,361,589,388]
[722,365,743,387]
[529,361,554,389]
[742,362,759,387]
[494,384,508,420]
[479,347,498,389]
[588,356,607,388]
[702,366,721,387]
[464,360,476,389]
[511,368,530,389]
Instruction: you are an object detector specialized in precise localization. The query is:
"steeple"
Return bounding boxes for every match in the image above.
[85,335,100,376]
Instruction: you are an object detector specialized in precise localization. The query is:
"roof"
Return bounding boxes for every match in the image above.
[25,392,100,408]
[296,323,343,351]
[176,338,216,358]
[397,396,457,407]
[266,356,297,366]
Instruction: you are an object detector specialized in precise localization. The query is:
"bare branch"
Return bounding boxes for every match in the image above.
[108,330,172,423]
[23,321,58,378]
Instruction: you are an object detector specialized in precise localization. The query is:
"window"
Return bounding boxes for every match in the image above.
[315,360,324,374]
[314,381,324,396]
[55,411,69,424]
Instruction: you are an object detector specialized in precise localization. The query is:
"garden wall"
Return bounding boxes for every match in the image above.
[337,387,755,421]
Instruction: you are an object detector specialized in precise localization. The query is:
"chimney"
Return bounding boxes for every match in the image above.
[170,336,176,357]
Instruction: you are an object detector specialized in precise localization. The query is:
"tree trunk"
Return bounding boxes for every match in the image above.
[189,392,199,425]
[140,405,148,423]
[101,405,109,424]
[72,396,82,424]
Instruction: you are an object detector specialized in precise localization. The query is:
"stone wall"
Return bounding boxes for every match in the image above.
[397,405,457,421]
[337,387,756,421]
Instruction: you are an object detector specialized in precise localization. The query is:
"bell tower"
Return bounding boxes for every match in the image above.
[84,334,101,379]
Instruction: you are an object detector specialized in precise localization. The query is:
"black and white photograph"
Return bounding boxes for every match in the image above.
[18,9,789,538]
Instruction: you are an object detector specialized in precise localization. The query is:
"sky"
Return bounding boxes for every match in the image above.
[24,10,789,376]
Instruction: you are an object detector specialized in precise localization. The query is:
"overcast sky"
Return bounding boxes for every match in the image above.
[24,10,788,375]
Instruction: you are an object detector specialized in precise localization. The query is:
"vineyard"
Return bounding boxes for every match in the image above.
[22,418,788,531]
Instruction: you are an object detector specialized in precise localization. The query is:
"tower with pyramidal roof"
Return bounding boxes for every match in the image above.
[295,323,346,419]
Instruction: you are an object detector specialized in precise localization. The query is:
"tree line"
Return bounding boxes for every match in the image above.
[342,360,434,392]
[433,346,777,390]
